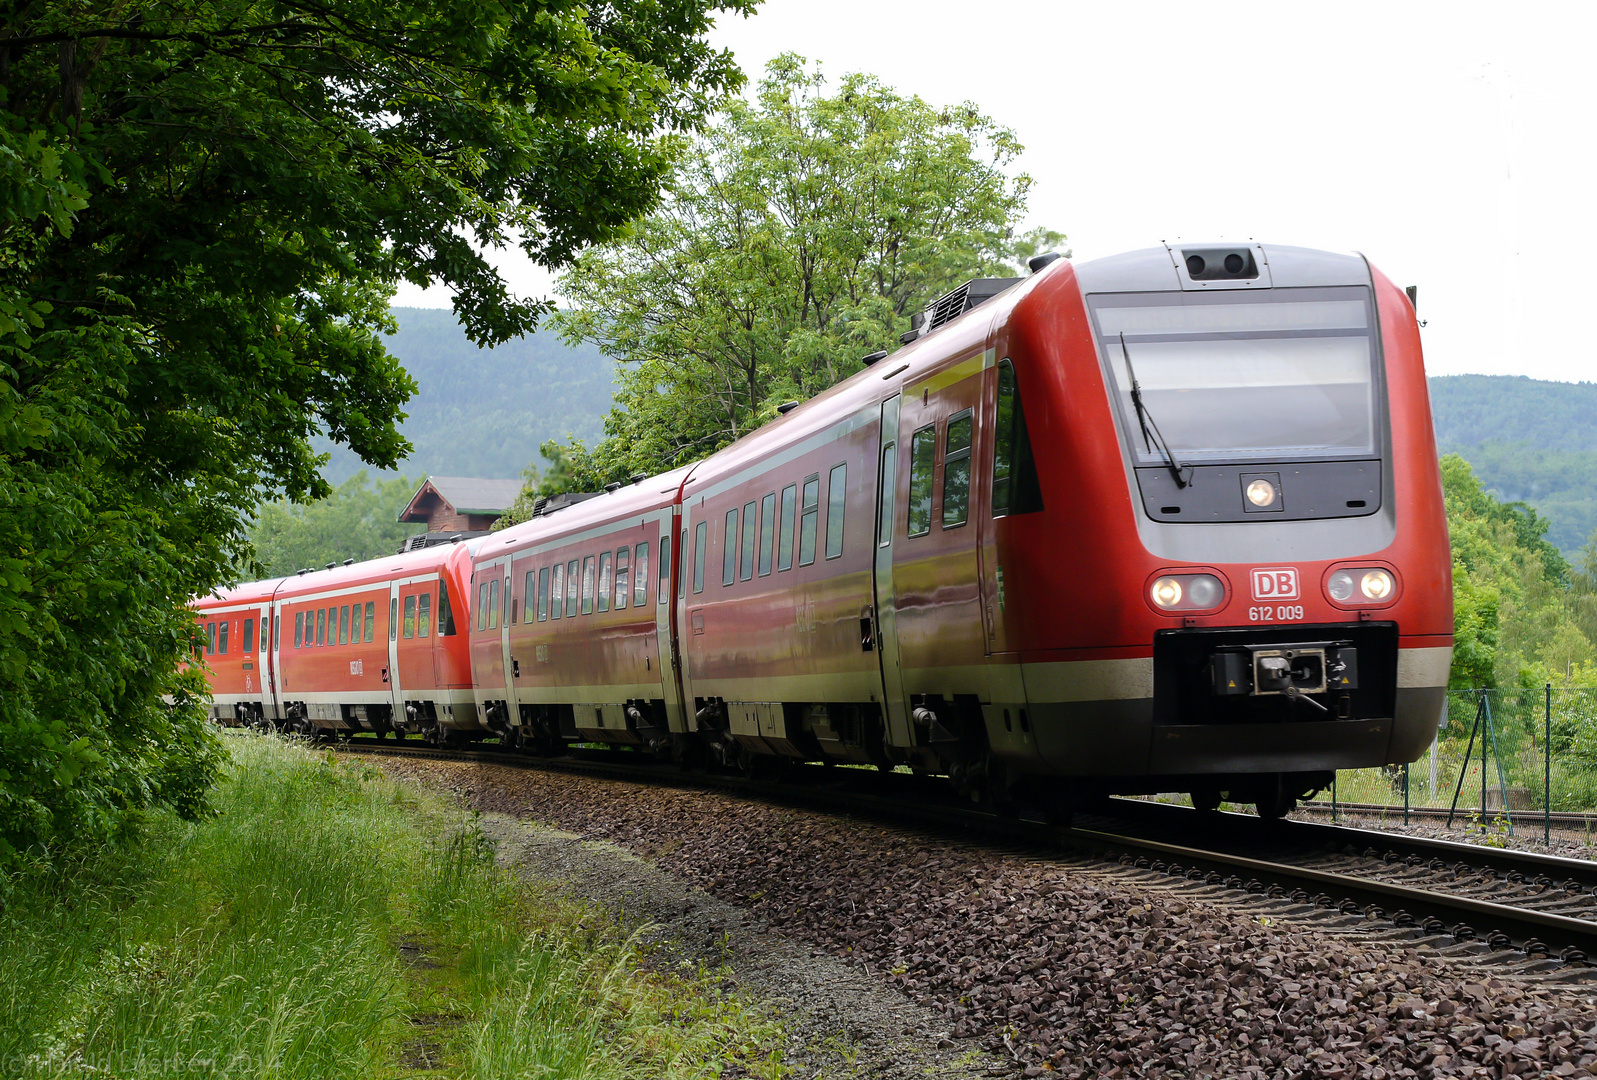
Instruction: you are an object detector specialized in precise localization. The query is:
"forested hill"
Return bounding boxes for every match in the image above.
[313,307,617,483]
[1429,375,1597,555]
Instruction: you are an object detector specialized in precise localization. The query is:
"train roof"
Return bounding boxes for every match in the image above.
[471,464,694,562]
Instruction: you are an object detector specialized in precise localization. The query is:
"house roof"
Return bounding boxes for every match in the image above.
[397,475,525,522]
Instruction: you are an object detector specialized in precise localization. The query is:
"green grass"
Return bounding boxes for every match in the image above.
[0,733,788,1079]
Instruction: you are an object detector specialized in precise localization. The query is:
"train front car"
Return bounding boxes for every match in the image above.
[998,244,1452,817]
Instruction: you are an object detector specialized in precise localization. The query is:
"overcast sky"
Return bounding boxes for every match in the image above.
[395,0,1595,384]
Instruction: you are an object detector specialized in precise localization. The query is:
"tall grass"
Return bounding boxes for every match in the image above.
[0,734,787,1079]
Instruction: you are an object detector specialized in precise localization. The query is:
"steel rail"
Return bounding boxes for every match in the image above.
[324,737,1597,962]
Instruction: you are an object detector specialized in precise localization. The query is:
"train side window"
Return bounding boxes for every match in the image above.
[317,609,327,646]
[206,622,215,655]
[597,551,612,612]
[537,567,550,621]
[798,476,820,566]
[613,548,629,610]
[329,607,338,644]
[434,585,451,637]
[740,500,757,581]
[993,359,1044,516]
[295,611,304,649]
[418,593,432,637]
[365,601,376,641]
[351,604,362,643]
[403,595,416,638]
[477,581,489,631]
[549,563,563,620]
[636,541,651,606]
[721,508,737,587]
[524,571,537,621]
[390,598,398,641]
[943,411,973,529]
[273,615,280,650]
[825,463,847,559]
[877,441,896,548]
[580,556,595,615]
[758,493,776,575]
[907,424,936,536]
[565,559,579,617]
[339,604,350,644]
[243,617,255,654]
[693,521,707,593]
[221,620,231,654]
[778,484,797,570]
[488,578,501,628]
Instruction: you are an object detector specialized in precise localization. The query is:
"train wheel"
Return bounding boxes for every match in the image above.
[1254,774,1297,821]
[1191,787,1222,814]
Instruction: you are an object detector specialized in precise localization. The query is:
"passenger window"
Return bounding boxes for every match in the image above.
[740,500,757,581]
[549,563,563,620]
[693,521,707,593]
[993,359,1044,516]
[636,541,651,606]
[525,571,538,621]
[317,608,326,646]
[597,551,612,612]
[243,618,255,654]
[339,604,350,644]
[679,528,687,599]
[273,615,279,650]
[758,493,776,575]
[418,592,432,637]
[207,622,216,655]
[390,598,398,641]
[365,601,376,641]
[614,549,629,610]
[351,604,362,643]
[403,595,416,639]
[581,556,595,614]
[943,411,973,528]
[778,484,797,570]
[565,559,579,617]
[433,586,450,637]
[908,424,936,536]
[488,578,500,629]
[223,620,234,655]
[825,463,847,559]
[722,508,737,586]
[477,581,489,631]
[798,476,820,566]
[877,441,896,548]
[538,567,550,621]
[328,608,337,644]
[294,611,304,649]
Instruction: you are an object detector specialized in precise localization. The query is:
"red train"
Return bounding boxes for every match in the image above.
[195,243,1453,817]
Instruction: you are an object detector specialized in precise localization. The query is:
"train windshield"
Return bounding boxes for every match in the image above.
[1091,287,1377,464]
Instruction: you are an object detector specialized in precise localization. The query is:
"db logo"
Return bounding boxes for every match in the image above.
[1251,567,1300,601]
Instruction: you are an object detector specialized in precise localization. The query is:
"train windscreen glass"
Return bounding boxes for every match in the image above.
[1091,289,1376,463]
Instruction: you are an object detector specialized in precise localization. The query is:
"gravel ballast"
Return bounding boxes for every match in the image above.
[377,756,1597,1078]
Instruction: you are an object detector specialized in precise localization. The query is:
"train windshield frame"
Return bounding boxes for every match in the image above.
[1089,286,1381,465]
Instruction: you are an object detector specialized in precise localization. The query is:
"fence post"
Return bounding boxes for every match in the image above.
[1447,693,1484,827]
[1483,694,1513,837]
[1331,771,1337,823]
[1403,761,1410,825]
[1546,682,1552,845]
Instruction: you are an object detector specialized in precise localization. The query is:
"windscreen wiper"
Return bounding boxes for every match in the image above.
[1120,333,1193,489]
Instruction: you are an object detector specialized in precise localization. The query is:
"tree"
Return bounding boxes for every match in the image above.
[539,54,1063,492]
[250,473,423,577]
[0,0,749,869]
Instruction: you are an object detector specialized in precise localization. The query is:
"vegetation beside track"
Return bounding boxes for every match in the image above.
[0,733,788,1079]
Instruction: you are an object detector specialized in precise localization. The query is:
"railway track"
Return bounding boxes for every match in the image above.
[1294,797,1597,836]
[327,735,1597,974]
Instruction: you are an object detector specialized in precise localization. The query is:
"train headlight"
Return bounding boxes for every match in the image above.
[1327,570,1356,602]
[1245,478,1277,507]
[1324,566,1396,605]
[1148,573,1225,612]
[1360,569,1393,600]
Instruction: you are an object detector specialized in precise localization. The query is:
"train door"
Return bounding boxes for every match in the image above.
[873,394,912,748]
[267,600,282,721]
[500,566,515,707]
[257,604,273,718]
[385,581,404,720]
[655,509,686,732]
